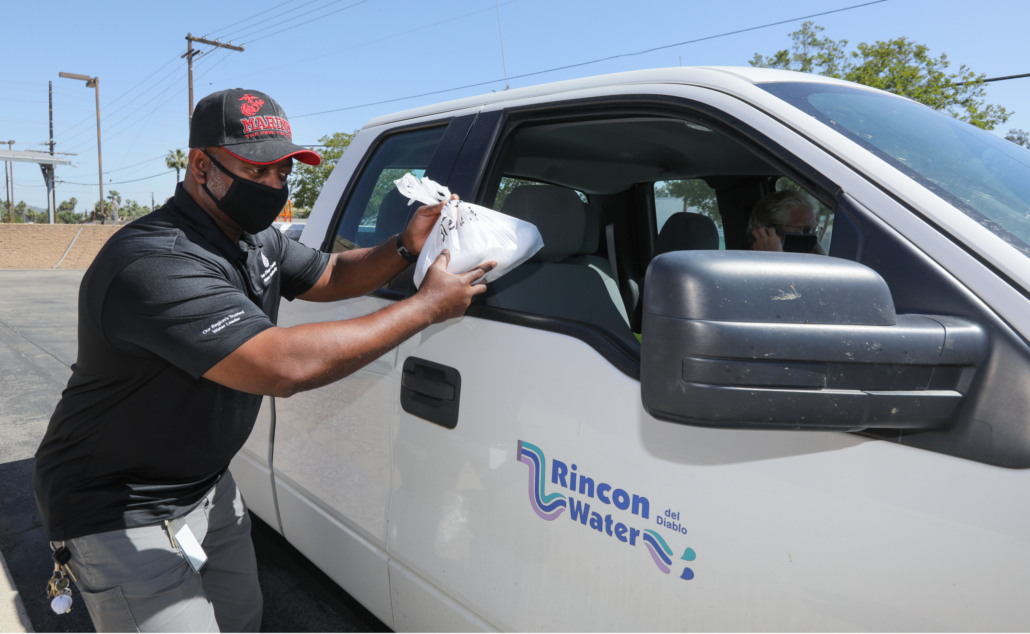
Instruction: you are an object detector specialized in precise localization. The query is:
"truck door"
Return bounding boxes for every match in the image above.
[270,111,478,628]
[385,87,1030,631]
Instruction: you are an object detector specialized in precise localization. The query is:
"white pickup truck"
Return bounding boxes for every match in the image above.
[230,66,1030,631]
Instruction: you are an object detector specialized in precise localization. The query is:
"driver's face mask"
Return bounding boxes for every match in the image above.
[201,150,288,234]
[781,232,820,253]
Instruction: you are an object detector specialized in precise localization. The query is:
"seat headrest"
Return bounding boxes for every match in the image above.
[655,212,720,255]
[501,185,585,262]
[373,189,412,244]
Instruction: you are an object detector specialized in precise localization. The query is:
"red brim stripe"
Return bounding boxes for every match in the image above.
[222,147,322,166]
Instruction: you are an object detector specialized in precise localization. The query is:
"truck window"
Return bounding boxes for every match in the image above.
[478,116,795,356]
[330,126,447,253]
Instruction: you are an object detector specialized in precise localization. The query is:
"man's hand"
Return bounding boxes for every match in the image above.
[415,249,496,324]
[750,227,783,252]
[401,193,459,255]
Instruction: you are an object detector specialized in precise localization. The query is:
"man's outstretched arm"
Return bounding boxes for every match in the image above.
[203,252,494,397]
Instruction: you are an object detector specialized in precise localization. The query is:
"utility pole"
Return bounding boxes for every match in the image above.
[184,34,244,124]
[93,79,102,223]
[151,192,155,213]
[48,81,56,224]
[3,140,11,222]
[6,140,13,222]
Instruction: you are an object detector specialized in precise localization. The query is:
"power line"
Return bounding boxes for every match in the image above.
[955,72,1030,86]
[56,54,183,141]
[494,0,510,90]
[294,0,888,119]
[57,58,189,147]
[105,151,180,174]
[61,169,175,186]
[222,0,331,41]
[242,0,370,45]
[63,51,225,153]
[212,0,519,86]
[194,48,235,83]
[2,84,96,101]
[204,0,299,38]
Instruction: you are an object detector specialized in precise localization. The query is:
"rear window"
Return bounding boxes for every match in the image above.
[653,179,723,249]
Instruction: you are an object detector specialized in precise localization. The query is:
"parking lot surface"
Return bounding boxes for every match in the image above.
[0,270,388,632]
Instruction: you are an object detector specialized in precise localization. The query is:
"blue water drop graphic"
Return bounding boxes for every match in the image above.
[681,548,696,561]
[680,567,694,580]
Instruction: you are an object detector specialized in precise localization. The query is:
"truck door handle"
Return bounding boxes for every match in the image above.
[400,357,461,429]
[402,372,455,400]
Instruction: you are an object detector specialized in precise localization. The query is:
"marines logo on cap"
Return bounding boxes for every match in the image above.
[239,94,265,117]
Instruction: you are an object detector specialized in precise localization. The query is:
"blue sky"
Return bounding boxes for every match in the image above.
[3,0,1028,212]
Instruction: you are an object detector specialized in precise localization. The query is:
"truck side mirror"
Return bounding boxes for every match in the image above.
[640,251,986,431]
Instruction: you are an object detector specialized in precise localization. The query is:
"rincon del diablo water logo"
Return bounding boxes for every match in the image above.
[518,440,696,581]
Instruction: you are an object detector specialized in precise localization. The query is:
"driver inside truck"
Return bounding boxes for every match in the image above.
[746,189,827,255]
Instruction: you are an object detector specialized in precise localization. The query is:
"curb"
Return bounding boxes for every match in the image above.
[0,547,33,633]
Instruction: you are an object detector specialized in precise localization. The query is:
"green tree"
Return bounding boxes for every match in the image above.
[119,199,150,221]
[288,131,356,214]
[56,197,80,224]
[166,148,189,183]
[751,22,1011,130]
[1006,129,1030,149]
[26,207,49,223]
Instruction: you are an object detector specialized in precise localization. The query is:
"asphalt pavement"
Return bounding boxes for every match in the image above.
[0,270,388,633]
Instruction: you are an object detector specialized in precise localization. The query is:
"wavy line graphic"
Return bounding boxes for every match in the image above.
[518,441,566,521]
[642,530,673,573]
[644,529,673,557]
[644,541,672,574]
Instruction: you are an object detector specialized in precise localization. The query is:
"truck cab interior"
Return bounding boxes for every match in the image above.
[477,115,833,350]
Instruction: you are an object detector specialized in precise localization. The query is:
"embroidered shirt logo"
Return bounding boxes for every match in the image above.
[239,93,265,117]
[202,310,245,335]
[259,251,278,286]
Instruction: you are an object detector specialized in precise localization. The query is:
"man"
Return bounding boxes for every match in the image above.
[33,89,494,632]
[746,189,826,254]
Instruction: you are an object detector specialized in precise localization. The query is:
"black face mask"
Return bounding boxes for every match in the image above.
[201,150,288,234]
[782,232,820,254]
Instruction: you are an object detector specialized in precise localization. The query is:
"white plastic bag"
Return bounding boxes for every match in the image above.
[394,173,544,288]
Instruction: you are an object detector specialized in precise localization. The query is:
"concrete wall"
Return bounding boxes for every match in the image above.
[0,225,122,270]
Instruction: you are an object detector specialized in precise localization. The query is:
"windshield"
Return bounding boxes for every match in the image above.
[760,82,1030,257]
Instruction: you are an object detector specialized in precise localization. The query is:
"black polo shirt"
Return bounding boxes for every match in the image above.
[34,185,330,541]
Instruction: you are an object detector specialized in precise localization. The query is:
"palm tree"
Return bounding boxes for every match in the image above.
[166,149,188,183]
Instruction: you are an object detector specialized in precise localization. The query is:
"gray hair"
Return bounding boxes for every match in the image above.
[747,190,818,233]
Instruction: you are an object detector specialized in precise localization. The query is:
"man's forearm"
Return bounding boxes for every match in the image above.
[301,236,411,302]
[205,293,435,397]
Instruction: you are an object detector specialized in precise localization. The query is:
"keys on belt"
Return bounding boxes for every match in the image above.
[46,544,75,614]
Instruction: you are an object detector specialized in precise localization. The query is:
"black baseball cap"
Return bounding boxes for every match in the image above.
[189,88,321,166]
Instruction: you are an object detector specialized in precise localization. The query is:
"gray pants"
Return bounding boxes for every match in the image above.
[63,470,262,632]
